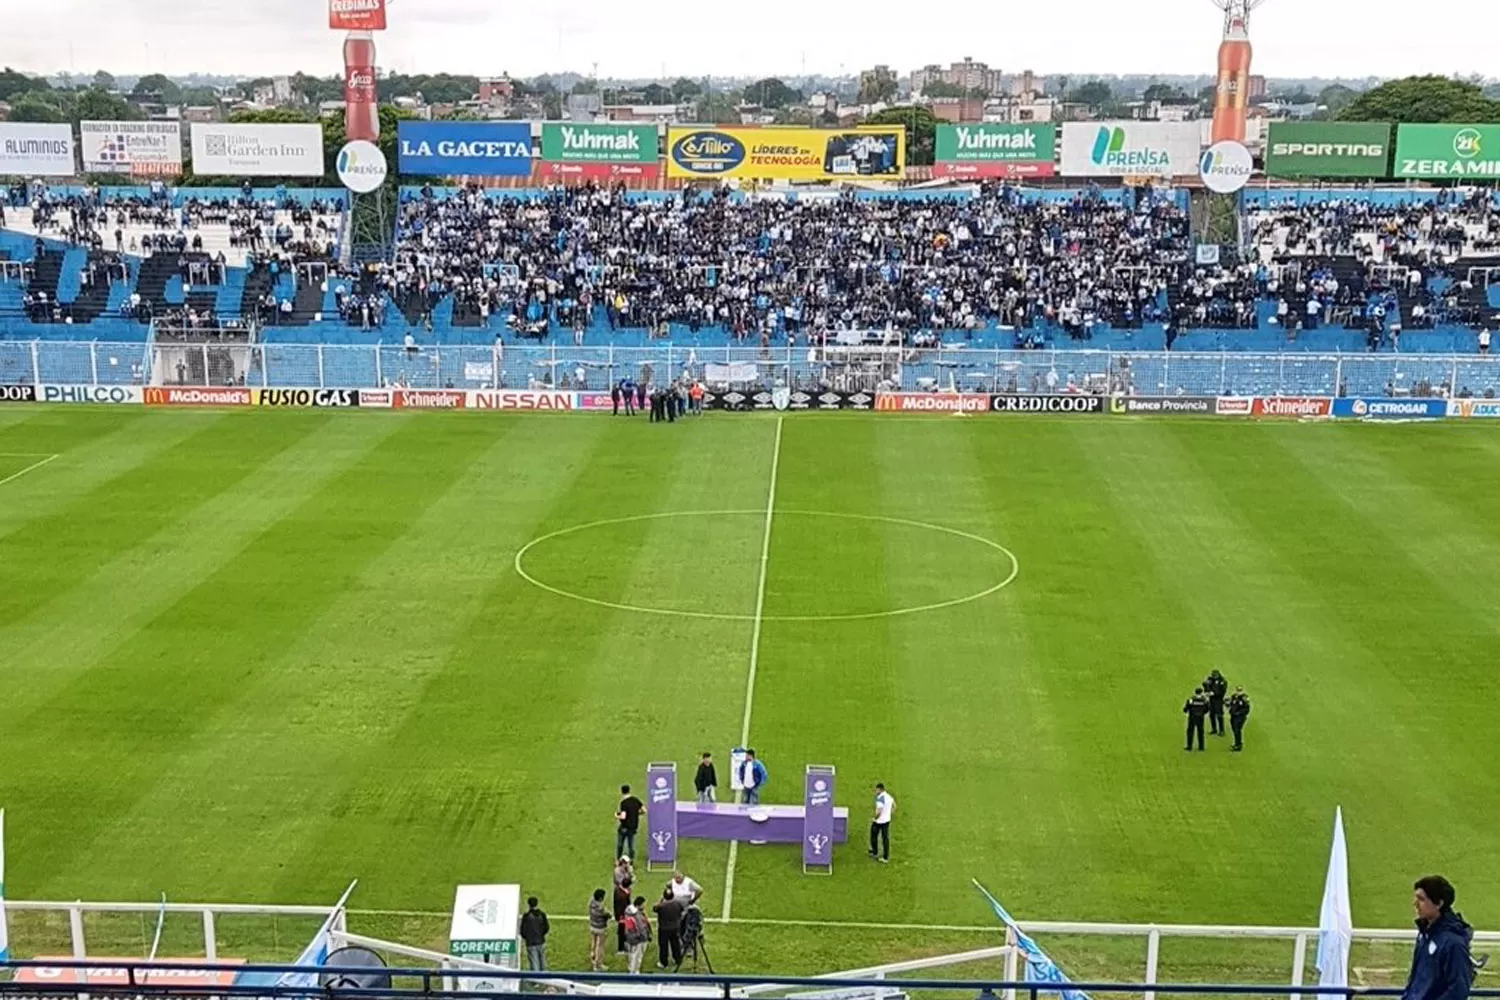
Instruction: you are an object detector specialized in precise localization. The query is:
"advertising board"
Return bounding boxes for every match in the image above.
[470,390,580,410]
[255,388,360,408]
[39,385,144,404]
[1331,398,1447,419]
[873,393,989,413]
[143,386,253,407]
[665,126,904,181]
[1394,124,1500,179]
[397,122,533,176]
[190,123,325,177]
[0,123,76,176]
[1250,396,1332,417]
[80,121,182,176]
[1446,398,1500,418]
[1060,121,1201,178]
[394,388,467,409]
[14,959,244,988]
[538,123,659,180]
[329,0,386,29]
[1264,122,1390,178]
[0,384,38,403]
[933,124,1056,178]
[1109,395,1218,415]
[991,394,1105,414]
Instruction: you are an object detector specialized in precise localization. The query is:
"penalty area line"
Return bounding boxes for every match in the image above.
[0,453,58,488]
[723,415,783,924]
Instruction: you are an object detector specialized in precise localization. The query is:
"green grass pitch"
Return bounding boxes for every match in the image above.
[1,406,1497,980]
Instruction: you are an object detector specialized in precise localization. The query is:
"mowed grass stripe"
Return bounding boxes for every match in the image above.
[54,416,614,903]
[0,409,218,541]
[7,413,497,894]
[1107,421,1489,925]
[1274,425,1500,633]
[972,419,1227,921]
[3,413,408,723]
[733,418,904,917]
[260,417,770,910]
[0,411,332,621]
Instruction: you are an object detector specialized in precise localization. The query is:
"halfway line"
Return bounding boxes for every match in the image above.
[723,415,783,923]
[0,453,58,489]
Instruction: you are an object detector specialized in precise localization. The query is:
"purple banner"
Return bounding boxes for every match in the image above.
[803,766,836,868]
[646,763,678,866]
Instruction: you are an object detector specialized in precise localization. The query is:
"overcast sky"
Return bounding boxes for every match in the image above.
[6,0,1498,82]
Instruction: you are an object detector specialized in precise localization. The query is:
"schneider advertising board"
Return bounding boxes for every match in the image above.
[666,126,904,181]
[538,123,659,180]
[934,124,1056,178]
[1394,124,1500,178]
[1060,121,1201,178]
[1264,122,1390,178]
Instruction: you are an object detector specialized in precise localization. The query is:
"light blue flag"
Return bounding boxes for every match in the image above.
[1315,808,1353,1000]
[1,809,9,963]
[973,879,1090,1000]
[276,881,357,989]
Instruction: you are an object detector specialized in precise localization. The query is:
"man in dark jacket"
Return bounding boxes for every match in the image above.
[1403,875,1475,1000]
[519,896,549,971]
[694,752,718,804]
[1204,669,1228,735]
[1183,687,1210,751]
[653,887,685,971]
[1228,686,1251,751]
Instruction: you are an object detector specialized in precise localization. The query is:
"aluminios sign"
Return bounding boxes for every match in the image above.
[1199,140,1253,193]
[337,139,387,193]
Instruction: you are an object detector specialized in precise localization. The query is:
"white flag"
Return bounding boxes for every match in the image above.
[1315,807,1353,1000]
[1,809,9,962]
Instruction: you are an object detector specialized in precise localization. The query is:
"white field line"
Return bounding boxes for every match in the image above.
[722,416,783,923]
[0,453,58,488]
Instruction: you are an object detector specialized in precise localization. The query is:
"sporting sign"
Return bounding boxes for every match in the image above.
[1394,124,1500,179]
[538,123,659,180]
[1264,122,1390,178]
[665,126,904,181]
[933,124,1056,178]
[1199,140,1253,193]
[1060,121,1201,178]
[397,121,533,176]
[80,121,182,176]
[336,140,387,193]
[0,123,75,176]
[189,123,325,177]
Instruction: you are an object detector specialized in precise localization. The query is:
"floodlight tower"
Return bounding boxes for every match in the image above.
[1209,0,1266,143]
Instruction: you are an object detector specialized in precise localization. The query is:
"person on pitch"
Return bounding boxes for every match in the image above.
[1183,687,1210,752]
[1204,669,1229,736]
[869,782,896,863]
[1228,685,1252,752]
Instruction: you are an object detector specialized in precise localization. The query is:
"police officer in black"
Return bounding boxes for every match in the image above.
[1183,687,1210,751]
[1228,686,1251,752]
[1204,669,1228,736]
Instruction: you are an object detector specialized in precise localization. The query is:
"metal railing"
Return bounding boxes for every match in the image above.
[0,956,1497,1000]
[6,342,1500,400]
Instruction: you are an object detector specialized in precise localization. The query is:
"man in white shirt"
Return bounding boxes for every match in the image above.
[869,783,896,864]
[668,870,702,907]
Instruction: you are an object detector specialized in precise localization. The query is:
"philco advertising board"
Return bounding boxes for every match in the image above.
[666,126,904,181]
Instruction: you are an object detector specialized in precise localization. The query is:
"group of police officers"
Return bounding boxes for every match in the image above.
[1183,670,1252,752]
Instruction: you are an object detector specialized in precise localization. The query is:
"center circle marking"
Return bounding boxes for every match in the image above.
[513,510,1019,622]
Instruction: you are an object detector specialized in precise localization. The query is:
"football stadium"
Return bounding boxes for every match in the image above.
[1,1,1500,998]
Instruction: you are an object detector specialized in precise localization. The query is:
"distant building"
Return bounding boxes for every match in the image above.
[984,95,1058,123]
[911,57,1003,96]
[478,77,514,105]
[0,101,11,122]
[1008,70,1038,98]
[252,76,296,107]
[1247,74,1267,101]
[602,103,689,123]
[566,93,602,121]
[858,64,897,99]
[927,97,986,123]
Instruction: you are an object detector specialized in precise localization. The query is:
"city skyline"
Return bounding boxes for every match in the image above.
[6,0,1499,83]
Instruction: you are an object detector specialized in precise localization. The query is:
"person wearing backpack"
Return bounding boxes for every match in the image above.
[622,896,652,974]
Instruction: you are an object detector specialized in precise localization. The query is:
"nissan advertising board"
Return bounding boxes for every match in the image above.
[0,123,76,176]
[1060,121,1201,178]
[190,123,325,177]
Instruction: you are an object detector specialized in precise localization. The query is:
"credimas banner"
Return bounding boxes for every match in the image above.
[538,123,659,180]
[665,126,904,181]
[1060,121,1201,178]
[934,124,1055,178]
[1394,124,1500,179]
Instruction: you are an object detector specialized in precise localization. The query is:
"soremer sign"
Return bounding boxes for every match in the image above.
[934,124,1056,178]
[1394,124,1500,178]
[1264,121,1390,178]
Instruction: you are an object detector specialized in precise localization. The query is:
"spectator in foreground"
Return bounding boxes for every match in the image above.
[519,895,549,972]
[587,888,610,972]
[653,886,684,971]
[612,876,632,956]
[623,896,652,974]
[1402,875,1474,1000]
